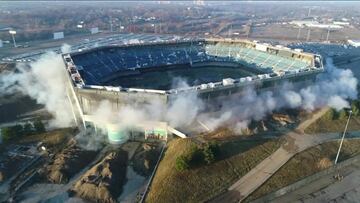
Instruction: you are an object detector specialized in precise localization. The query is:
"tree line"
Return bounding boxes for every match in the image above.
[1,119,46,142]
[324,100,360,121]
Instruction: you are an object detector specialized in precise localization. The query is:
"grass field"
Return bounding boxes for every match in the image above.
[246,139,360,202]
[145,137,282,203]
[304,112,360,134]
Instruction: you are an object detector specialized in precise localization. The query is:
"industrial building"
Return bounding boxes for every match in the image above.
[62,38,323,143]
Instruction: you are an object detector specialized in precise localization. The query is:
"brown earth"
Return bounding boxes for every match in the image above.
[132,143,161,176]
[70,150,128,203]
[45,139,97,184]
[0,171,4,182]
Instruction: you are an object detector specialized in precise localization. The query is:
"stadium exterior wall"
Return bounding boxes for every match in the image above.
[62,38,324,141]
[73,68,320,116]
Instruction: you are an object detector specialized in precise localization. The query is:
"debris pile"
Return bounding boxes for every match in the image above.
[45,139,97,183]
[70,151,128,203]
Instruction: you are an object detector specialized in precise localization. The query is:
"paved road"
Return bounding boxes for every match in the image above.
[210,108,343,203]
[270,159,360,203]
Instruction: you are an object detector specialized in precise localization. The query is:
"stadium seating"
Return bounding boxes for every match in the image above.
[71,42,312,85]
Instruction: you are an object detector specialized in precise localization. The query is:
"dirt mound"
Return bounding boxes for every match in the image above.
[70,150,128,203]
[132,143,161,176]
[45,139,97,184]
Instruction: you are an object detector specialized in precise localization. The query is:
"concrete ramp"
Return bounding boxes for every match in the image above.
[167,126,187,138]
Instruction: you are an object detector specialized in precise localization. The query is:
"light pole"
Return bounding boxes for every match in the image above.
[9,30,17,48]
[110,16,113,32]
[151,24,156,34]
[326,27,331,43]
[334,110,352,165]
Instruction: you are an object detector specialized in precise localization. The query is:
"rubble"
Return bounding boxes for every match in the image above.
[272,113,295,125]
[133,143,161,176]
[45,139,97,184]
[70,151,128,203]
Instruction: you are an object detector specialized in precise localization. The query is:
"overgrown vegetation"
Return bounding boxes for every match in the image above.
[175,141,221,171]
[246,139,360,202]
[146,138,282,203]
[175,155,190,171]
[305,99,360,134]
[1,119,46,142]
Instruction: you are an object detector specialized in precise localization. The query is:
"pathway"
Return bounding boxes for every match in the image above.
[210,108,341,203]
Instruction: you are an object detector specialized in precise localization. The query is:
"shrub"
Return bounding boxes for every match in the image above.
[175,155,190,172]
[174,141,222,170]
[23,122,34,135]
[324,108,336,121]
[338,109,348,120]
[1,124,24,142]
[188,144,203,165]
[1,127,15,142]
[203,146,215,164]
[13,124,24,137]
[351,100,360,116]
[34,119,46,133]
[202,142,220,164]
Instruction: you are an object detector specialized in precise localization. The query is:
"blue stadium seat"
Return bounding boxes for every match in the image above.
[70,42,312,85]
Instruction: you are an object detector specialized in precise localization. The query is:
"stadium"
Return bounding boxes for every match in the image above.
[62,38,324,143]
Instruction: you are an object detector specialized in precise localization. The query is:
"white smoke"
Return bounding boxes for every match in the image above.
[75,129,106,151]
[89,86,202,130]
[0,51,74,128]
[233,120,251,135]
[73,58,358,137]
[0,50,357,139]
[61,43,72,54]
[166,92,203,127]
[203,58,358,131]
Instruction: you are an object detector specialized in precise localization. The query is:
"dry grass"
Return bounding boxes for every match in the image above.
[146,137,282,203]
[246,139,360,202]
[304,112,360,134]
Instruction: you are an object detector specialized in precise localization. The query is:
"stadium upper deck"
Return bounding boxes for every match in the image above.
[63,38,323,95]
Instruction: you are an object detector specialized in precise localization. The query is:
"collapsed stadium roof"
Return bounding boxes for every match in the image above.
[63,38,323,96]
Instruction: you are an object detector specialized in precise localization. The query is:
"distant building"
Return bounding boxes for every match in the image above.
[193,0,205,6]
[289,20,343,29]
[90,27,99,34]
[333,21,350,26]
[53,32,64,40]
